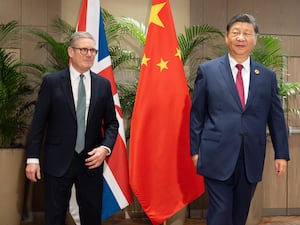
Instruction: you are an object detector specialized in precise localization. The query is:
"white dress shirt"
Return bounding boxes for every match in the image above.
[228,54,250,104]
[70,65,91,121]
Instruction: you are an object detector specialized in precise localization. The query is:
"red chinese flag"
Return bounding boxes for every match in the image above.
[129,0,205,224]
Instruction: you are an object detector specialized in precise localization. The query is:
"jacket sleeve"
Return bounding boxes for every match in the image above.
[267,71,290,160]
[26,76,52,159]
[190,65,207,156]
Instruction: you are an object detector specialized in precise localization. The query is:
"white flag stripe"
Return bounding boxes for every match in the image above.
[86,0,100,50]
[113,93,121,108]
[92,56,112,74]
[69,185,80,225]
[114,95,126,144]
[103,161,129,208]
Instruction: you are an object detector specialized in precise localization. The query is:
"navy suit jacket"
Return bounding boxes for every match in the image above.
[190,55,289,183]
[26,68,119,177]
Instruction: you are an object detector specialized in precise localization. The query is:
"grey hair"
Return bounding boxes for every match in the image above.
[226,14,259,34]
[69,32,95,47]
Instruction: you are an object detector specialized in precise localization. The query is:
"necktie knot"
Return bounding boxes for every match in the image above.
[236,64,243,71]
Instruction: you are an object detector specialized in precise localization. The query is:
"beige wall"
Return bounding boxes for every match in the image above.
[61,0,81,26]
[60,0,190,34]
[101,0,190,34]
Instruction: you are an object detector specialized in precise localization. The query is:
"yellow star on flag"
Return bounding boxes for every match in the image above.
[149,2,166,28]
[142,53,151,66]
[156,58,168,72]
[175,48,182,60]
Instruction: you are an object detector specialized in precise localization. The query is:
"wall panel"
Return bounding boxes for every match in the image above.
[287,135,300,210]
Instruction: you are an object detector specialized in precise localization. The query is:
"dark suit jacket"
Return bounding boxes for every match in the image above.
[26,68,119,177]
[190,55,290,183]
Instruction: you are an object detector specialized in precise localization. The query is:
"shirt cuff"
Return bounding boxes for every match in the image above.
[27,158,40,164]
[102,146,112,156]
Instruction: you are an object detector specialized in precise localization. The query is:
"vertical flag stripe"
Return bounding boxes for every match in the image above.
[103,161,130,208]
[106,135,131,200]
[76,0,87,31]
[96,63,118,95]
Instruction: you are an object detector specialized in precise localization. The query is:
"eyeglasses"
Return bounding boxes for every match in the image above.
[72,47,98,55]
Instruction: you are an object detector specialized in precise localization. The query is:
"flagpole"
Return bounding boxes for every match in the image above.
[145,0,152,25]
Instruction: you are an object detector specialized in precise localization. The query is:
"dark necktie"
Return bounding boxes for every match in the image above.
[75,74,86,153]
[235,64,245,109]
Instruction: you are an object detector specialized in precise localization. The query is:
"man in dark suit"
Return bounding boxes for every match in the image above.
[190,14,290,225]
[25,32,118,225]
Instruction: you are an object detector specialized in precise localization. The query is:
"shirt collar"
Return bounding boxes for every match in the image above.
[228,54,250,72]
[69,64,90,80]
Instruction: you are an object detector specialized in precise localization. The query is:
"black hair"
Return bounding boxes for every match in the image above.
[226,14,259,34]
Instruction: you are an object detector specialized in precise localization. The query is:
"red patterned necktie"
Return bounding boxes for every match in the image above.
[235,64,245,108]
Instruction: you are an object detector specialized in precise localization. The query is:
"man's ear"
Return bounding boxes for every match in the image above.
[67,47,73,58]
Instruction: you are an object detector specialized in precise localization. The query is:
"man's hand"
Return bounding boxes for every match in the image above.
[26,163,41,182]
[85,146,108,169]
[275,159,288,177]
[192,154,199,167]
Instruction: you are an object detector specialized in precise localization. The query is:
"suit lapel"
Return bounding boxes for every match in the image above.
[219,55,243,109]
[87,72,98,125]
[61,69,77,120]
[245,60,260,110]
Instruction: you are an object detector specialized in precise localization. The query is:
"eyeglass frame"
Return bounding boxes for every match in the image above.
[71,47,98,55]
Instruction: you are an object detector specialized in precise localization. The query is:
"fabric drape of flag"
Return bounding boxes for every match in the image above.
[129,0,205,224]
[69,0,132,223]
